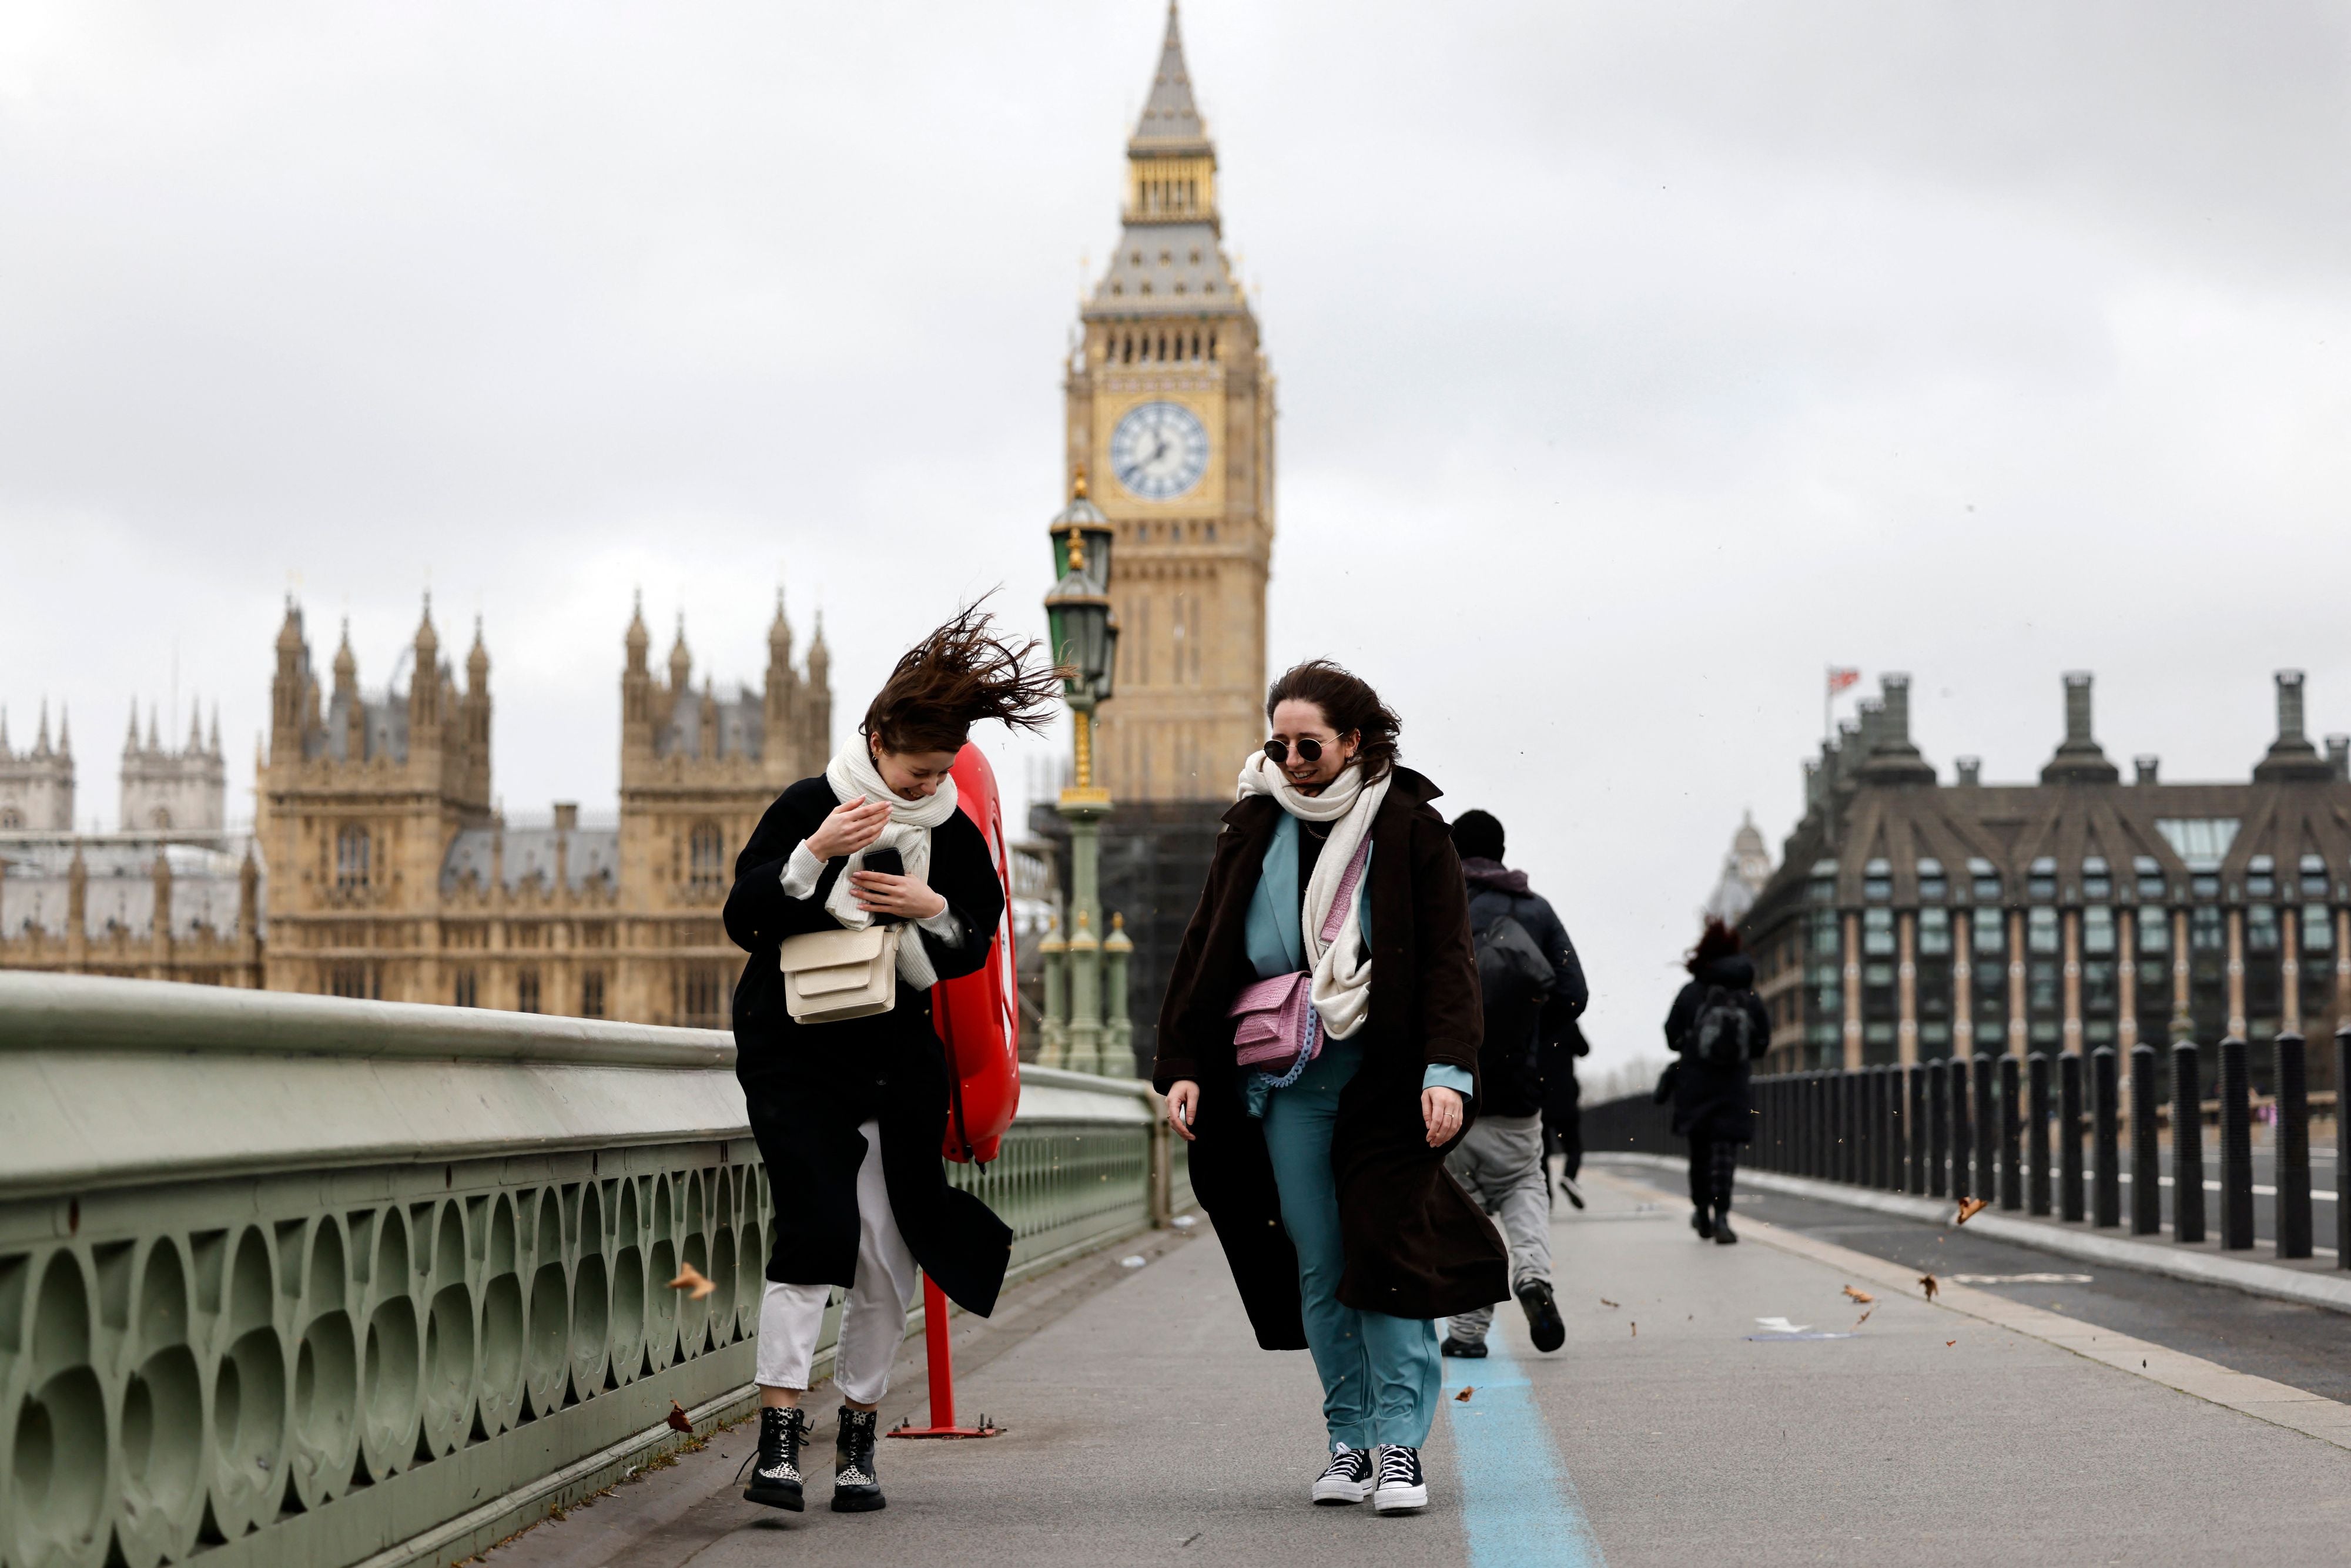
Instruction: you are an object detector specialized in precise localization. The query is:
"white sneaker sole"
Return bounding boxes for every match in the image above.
[1374,1483,1429,1513]
[1312,1477,1372,1505]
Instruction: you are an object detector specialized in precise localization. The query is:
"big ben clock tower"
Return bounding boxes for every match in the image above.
[1067,2,1274,803]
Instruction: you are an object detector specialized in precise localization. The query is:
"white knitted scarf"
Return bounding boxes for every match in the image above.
[823,745,961,989]
[1234,752,1391,1040]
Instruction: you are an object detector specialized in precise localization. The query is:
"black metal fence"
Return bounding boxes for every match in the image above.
[1585,1029,2351,1268]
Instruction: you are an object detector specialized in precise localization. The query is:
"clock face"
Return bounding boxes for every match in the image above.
[1110,401,1210,501]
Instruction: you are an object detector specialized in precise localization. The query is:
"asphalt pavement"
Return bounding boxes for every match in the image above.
[488,1168,2351,1568]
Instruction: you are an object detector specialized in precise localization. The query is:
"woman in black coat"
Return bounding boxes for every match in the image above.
[1662,917,1771,1245]
[723,607,1056,1516]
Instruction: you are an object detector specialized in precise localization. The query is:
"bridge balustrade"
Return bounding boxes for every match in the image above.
[0,974,1183,1568]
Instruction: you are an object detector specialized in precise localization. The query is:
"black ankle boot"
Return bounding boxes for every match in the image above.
[1713,1204,1739,1245]
[832,1405,885,1512]
[742,1406,807,1511]
[1692,1204,1714,1240]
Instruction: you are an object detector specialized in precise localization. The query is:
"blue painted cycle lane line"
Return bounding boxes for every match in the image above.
[1441,1326,1607,1568]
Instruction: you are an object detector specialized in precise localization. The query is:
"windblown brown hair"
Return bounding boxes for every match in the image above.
[1686,916,1743,975]
[1264,659,1401,783]
[861,602,1063,756]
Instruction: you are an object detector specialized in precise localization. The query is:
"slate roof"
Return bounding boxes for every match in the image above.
[1130,5,1210,152]
[439,826,620,895]
[0,838,257,940]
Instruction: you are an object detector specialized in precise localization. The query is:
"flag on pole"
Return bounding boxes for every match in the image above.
[1827,667,1861,695]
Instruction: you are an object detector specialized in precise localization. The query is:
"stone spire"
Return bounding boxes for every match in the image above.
[333,620,357,692]
[668,614,693,693]
[56,705,69,758]
[467,615,491,692]
[624,589,650,672]
[768,587,793,666]
[124,701,140,754]
[1130,3,1210,153]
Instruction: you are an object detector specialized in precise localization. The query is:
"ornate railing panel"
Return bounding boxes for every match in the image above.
[0,976,1181,1568]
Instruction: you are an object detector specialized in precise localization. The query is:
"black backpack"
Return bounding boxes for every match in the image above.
[1474,912,1555,1046]
[1687,984,1753,1069]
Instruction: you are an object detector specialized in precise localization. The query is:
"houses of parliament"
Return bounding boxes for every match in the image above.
[0,595,832,1027]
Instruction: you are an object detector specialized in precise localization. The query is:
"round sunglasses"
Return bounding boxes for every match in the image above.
[1262,736,1338,766]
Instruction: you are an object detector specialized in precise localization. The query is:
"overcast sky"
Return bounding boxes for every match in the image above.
[5,2,2348,1081]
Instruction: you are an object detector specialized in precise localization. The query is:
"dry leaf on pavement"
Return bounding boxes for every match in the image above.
[1455,1388,1474,1402]
[1842,1285,1875,1304]
[1600,1298,1620,1308]
[667,1262,716,1301]
[1854,1308,1874,1328]
[666,1401,694,1434]
[1955,1197,1989,1225]
[1945,1340,1957,1348]
[1918,1273,1940,1301]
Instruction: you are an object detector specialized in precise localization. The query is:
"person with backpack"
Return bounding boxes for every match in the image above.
[1662,917,1772,1244]
[723,607,1060,1515]
[1157,660,1505,1517]
[1440,809,1588,1359]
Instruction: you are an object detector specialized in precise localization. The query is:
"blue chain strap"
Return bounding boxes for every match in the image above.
[1255,1003,1323,1090]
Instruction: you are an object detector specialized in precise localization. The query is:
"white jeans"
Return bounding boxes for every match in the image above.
[755,1118,920,1405]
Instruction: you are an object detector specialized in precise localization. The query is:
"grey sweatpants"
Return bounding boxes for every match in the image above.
[1441,1113,1552,1345]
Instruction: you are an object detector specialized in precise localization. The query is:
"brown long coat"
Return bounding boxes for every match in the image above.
[1153,766,1509,1349]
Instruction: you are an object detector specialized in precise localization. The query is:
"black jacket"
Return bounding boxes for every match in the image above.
[724,775,1014,1315]
[1462,863,1588,1118]
[1662,954,1771,1144]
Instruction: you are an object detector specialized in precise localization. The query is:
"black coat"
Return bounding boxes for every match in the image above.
[724,775,1014,1317]
[1662,954,1772,1144]
[1463,873,1587,1117]
[1153,768,1509,1348]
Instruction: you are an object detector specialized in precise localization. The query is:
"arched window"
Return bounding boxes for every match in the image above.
[149,806,172,829]
[336,825,371,889]
[0,806,21,830]
[689,820,726,888]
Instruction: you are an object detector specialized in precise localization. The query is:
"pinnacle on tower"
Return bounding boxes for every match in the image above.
[146,703,160,752]
[57,704,70,757]
[187,700,204,753]
[1131,2,1208,151]
[209,704,221,755]
[467,616,491,688]
[624,589,651,669]
[333,619,357,688]
[768,587,793,656]
[413,593,440,661]
[125,701,140,753]
[37,699,52,756]
[668,614,692,691]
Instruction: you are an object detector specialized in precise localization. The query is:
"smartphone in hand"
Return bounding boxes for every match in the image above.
[858,848,906,922]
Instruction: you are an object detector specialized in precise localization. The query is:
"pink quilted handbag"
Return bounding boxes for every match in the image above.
[1227,834,1371,1082]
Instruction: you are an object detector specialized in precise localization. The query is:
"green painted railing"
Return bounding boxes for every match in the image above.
[0,975,1185,1568]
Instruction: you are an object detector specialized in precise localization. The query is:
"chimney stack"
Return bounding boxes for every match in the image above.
[2041,671,2120,784]
[2134,755,2160,785]
[1955,756,1981,786]
[2255,669,2333,782]
[2327,736,2349,782]
[1857,673,1937,785]
[553,801,579,832]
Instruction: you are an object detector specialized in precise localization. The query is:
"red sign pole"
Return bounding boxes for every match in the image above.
[884,1276,998,1439]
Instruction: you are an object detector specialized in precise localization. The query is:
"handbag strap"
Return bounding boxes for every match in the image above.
[1314,832,1375,947]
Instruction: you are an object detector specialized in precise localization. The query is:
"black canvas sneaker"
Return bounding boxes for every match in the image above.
[1518,1279,1567,1353]
[741,1406,807,1512]
[831,1405,885,1512]
[1312,1443,1374,1505]
[1372,1444,1429,1514]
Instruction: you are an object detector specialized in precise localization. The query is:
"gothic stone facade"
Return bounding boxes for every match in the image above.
[1742,670,2351,1093]
[258,594,829,1026]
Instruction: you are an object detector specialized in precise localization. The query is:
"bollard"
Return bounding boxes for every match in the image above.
[1974,1053,1998,1209]
[1907,1064,1927,1194]
[1947,1053,1965,1204]
[2274,1032,2312,1261]
[2173,1040,2206,1245]
[2129,1044,2161,1235]
[2090,1046,2120,1227]
[2218,1037,2253,1251]
[1999,1054,2023,1210]
[2059,1052,2085,1222]
[2336,1030,2351,1267]
[2027,1052,2052,1216]
[1927,1060,1948,1198]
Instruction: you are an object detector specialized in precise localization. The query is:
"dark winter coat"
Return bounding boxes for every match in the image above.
[1662,954,1772,1144]
[1153,766,1509,1349]
[1462,861,1588,1118]
[724,775,1014,1317]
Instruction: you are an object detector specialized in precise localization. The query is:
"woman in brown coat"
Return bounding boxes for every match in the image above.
[1157,660,1505,1517]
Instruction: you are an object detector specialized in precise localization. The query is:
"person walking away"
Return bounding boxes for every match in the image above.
[1663,917,1771,1244]
[1543,1017,1593,1209]
[723,606,1059,1513]
[1440,809,1588,1359]
[1157,660,1506,1517]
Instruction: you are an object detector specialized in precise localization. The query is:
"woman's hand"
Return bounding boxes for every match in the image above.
[848,870,947,922]
[1422,1085,1464,1147]
[805,796,891,861]
[1165,1080,1201,1143]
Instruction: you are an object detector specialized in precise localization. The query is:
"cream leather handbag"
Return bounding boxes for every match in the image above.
[777,924,901,1024]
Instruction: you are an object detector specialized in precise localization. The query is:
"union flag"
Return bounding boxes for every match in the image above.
[1827,667,1861,695]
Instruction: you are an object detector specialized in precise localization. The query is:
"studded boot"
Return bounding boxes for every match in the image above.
[832,1405,885,1512]
[741,1406,807,1512]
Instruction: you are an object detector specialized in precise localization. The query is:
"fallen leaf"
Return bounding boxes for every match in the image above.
[1955,1197,1989,1225]
[1945,1340,1957,1348]
[667,1262,716,1301]
[1630,1322,1638,1337]
[1853,1308,1874,1328]
[1918,1273,1940,1302]
[1842,1285,1875,1304]
[665,1401,694,1434]
[1600,1298,1620,1309]
[1455,1387,1474,1402]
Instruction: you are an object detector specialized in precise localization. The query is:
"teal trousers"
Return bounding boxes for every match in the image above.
[1260,1077,1442,1450]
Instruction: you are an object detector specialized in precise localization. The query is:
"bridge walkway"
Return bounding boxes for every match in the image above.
[490,1170,2351,1568]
